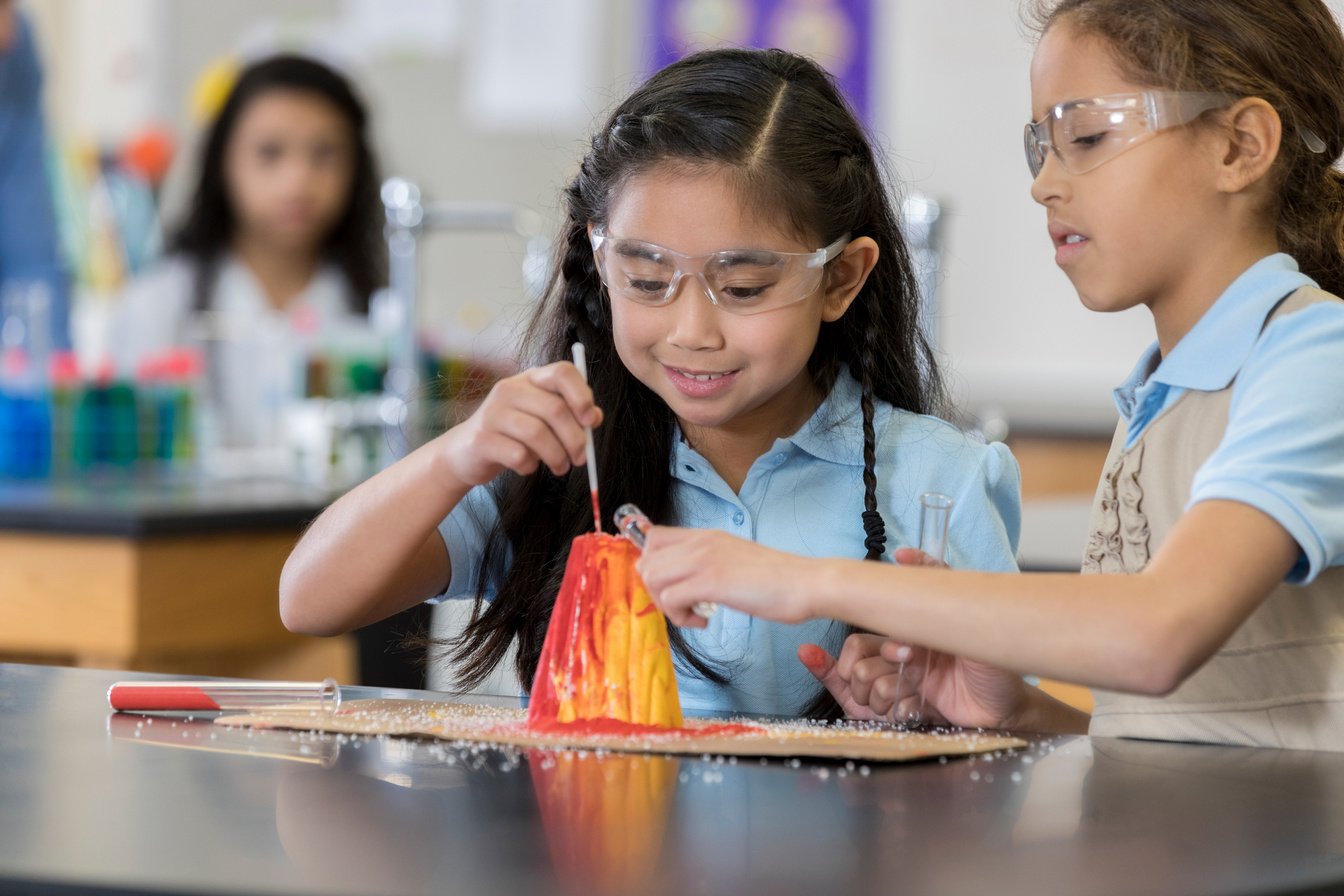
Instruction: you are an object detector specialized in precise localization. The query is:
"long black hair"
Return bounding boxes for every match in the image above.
[170,54,385,313]
[450,47,945,718]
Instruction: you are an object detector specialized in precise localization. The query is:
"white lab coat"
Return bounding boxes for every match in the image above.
[110,254,366,451]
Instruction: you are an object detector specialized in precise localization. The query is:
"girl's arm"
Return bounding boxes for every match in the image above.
[279,362,601,636]
[639,499,1298,696]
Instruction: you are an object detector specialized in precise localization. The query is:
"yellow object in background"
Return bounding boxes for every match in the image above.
[190,57,240,125]
[83,175,126,294]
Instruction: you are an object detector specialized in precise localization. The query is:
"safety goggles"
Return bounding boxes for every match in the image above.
[1024,90,1236,178]
[590,226,848,316]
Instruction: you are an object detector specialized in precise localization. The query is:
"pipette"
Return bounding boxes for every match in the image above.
[614,502,718,619]
[571,342,601,532]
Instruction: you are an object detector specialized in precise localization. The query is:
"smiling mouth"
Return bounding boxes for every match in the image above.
[671,368,736,381]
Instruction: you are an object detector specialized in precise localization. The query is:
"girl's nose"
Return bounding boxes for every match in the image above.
[288,156,322,185]
[665,274,726,351]
[1030,152,1068,206]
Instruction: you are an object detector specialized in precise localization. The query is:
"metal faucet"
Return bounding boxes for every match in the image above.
[902,192,944,348]
[379,176,547,458]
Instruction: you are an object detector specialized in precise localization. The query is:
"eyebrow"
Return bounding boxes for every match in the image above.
[714,250,783,267]
[612,239,786,267]
[613,242,668,263]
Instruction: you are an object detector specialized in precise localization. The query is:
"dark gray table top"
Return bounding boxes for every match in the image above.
[0,478,332,536]
[2,663,1342,896]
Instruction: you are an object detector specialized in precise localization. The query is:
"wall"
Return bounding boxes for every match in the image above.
[879,1,1152,433]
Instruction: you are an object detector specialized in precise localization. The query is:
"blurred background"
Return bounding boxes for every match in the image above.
[19,0,1163,430]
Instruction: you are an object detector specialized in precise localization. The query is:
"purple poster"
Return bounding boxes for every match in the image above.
[648,0,873,124]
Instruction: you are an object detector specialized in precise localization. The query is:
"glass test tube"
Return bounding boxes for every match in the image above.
[913,492,953,723]
[108,678,341,713]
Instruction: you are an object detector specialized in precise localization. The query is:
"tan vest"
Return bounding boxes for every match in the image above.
[1085,287,1344,751]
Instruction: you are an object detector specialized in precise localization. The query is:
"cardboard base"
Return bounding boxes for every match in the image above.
[216,698,1026,763]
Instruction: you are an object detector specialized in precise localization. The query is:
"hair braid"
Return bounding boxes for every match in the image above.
[858,316,887,562]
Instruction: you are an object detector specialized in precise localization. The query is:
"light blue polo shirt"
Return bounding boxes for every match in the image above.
[1112,253,1344,582]
[436,370,1021,716]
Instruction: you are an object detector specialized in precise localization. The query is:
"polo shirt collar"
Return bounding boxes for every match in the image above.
[1113,253,1314,416]
[1144,253,1314,393]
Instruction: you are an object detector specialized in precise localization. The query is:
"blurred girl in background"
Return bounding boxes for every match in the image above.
[112,54,384,451]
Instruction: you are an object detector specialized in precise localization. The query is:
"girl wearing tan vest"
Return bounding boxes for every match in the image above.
[639,0,1344,751]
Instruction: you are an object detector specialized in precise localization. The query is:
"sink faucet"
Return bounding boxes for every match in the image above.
[379,176,547,458]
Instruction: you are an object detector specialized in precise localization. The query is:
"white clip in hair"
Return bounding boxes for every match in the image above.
[1301,127,1328,155]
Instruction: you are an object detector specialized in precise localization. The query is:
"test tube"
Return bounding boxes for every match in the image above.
[912,492,953,724]
[107,679,341,713]
[613,503,718,618]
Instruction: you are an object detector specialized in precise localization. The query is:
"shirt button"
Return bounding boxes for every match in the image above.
[732,510,745,526]
[773,453,786,464]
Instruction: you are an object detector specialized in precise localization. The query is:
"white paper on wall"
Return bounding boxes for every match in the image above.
[463,0,604,132]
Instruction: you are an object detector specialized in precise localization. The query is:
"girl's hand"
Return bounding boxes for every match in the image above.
[796,636,894,722]
[799,635,1031,729]
[638,527,815,628]
[439,361,602,488]
[798,546,1034,728]
[877,642,1032,729]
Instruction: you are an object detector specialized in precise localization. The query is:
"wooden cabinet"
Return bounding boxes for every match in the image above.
[0,481,354,681]
[1007,434,1112,499]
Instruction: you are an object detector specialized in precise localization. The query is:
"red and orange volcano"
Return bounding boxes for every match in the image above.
[528,534,683,730]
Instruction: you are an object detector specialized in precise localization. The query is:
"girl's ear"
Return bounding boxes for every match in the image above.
[821,236,879,322]
[1215,97,1282,194]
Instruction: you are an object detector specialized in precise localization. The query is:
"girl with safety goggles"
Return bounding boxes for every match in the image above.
[280,48,1021,720]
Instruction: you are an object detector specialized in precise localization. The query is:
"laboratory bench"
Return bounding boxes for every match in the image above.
[1,663,1342,896]
[0,478,356,682]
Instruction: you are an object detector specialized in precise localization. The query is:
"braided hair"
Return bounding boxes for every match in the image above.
[450,48,945,717]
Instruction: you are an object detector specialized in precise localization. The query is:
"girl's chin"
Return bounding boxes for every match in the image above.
[264,220,329,246]
[668,404,734,430]
[1075,289,1135,315]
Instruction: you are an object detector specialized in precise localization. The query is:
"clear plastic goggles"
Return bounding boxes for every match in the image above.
[590,226,848,316]
[1024,90,1235,178]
